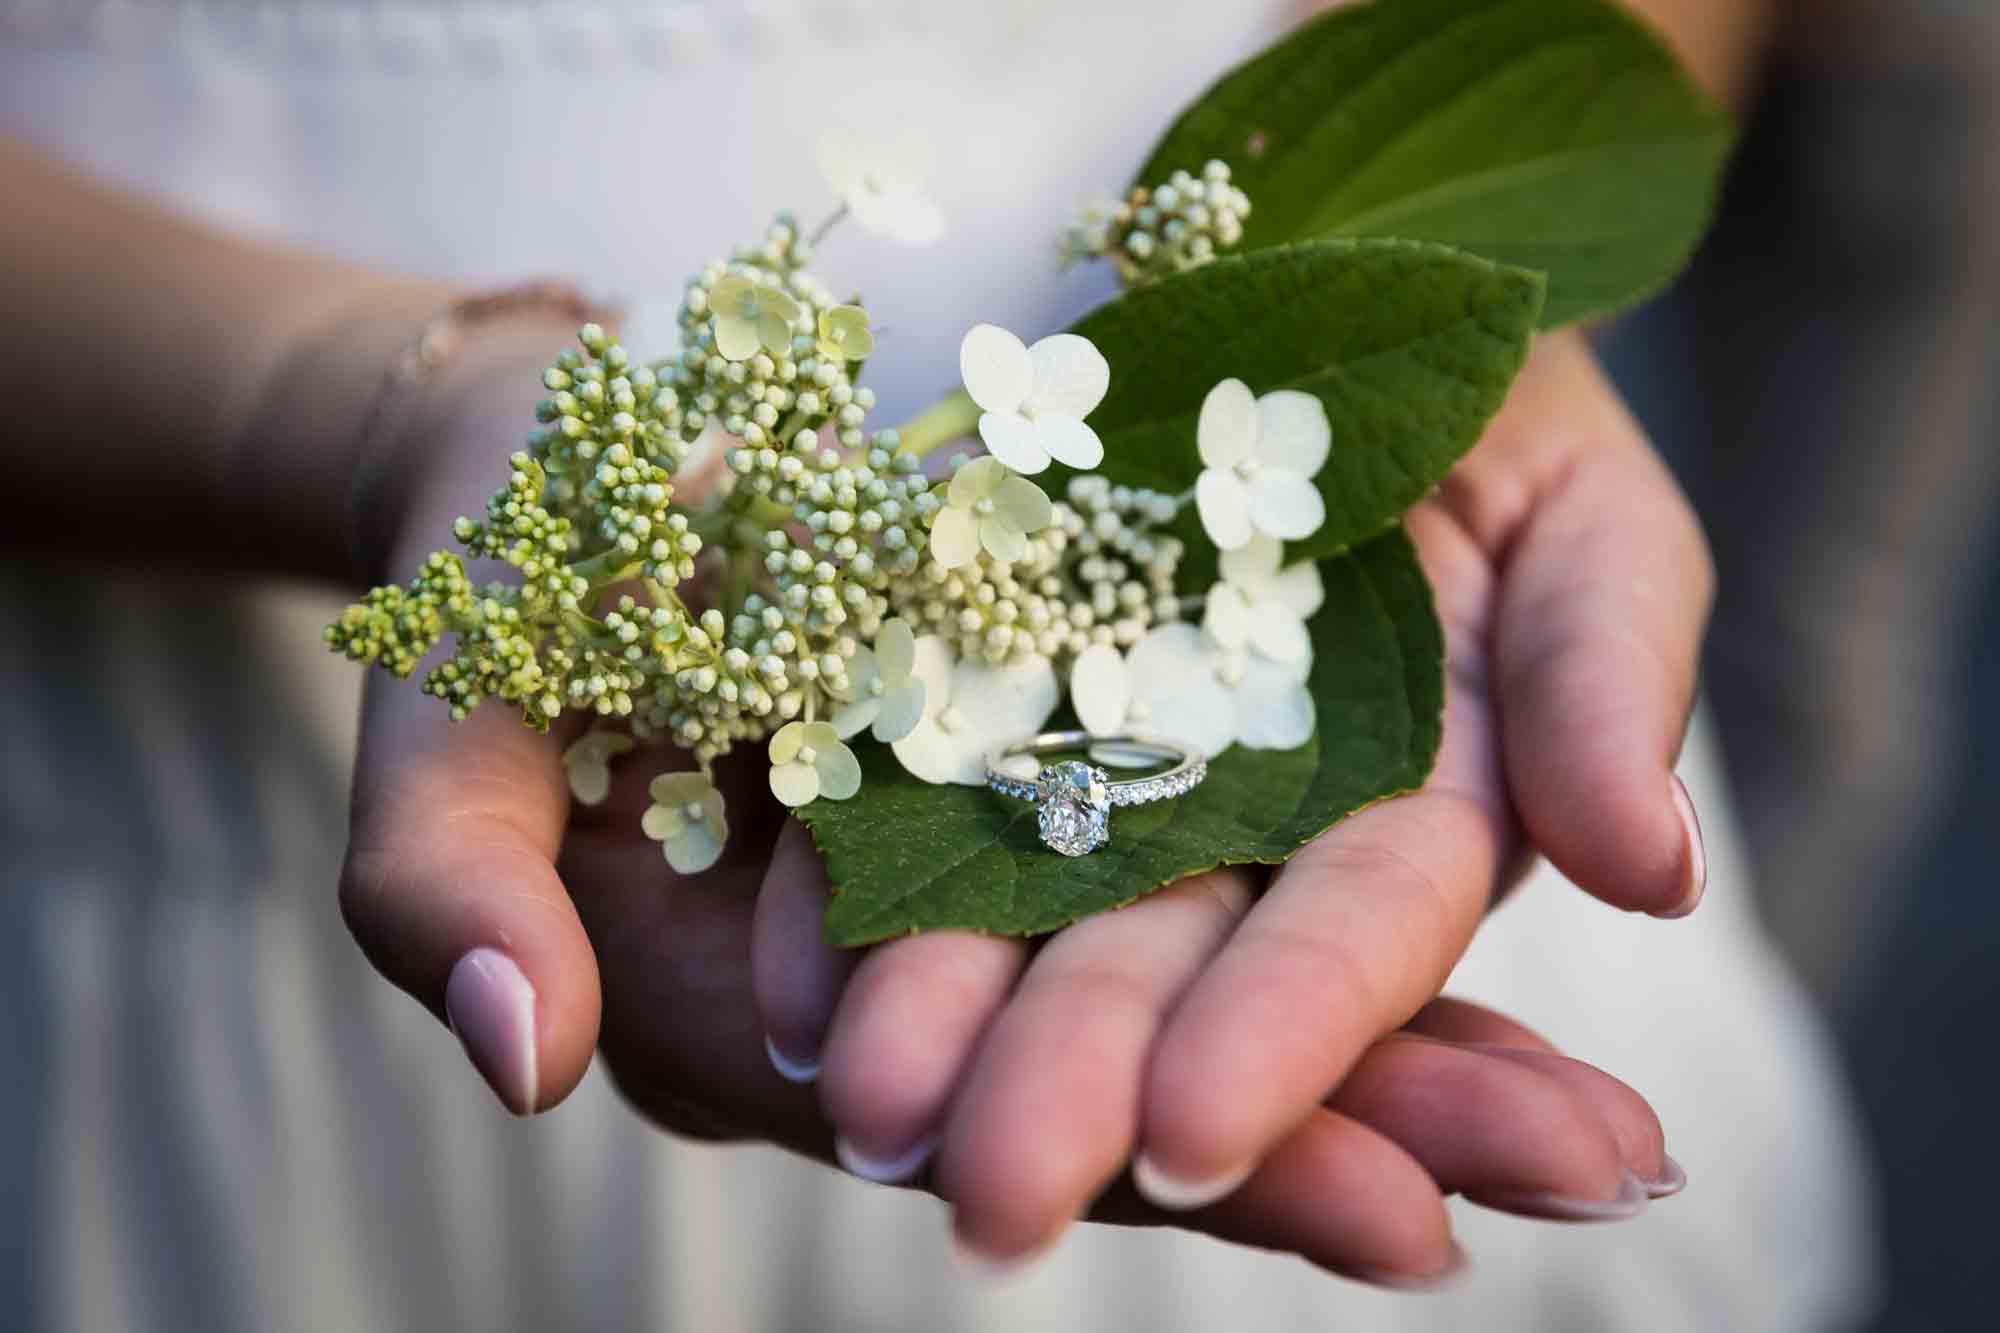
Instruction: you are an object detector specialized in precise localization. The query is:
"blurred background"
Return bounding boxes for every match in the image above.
[1603,1,2000,1324]
[2,0,1996,1329]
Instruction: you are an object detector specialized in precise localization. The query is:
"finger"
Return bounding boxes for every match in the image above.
[1086,1110,1463,1289]
[750,819,856,1083]
[341,680,600,1115]
[1467,1046,1680,1196]
[816,931,1027,1184]
[1133,514,1512,1208]
[1402,994,1557,1050]
[1402,997,1681,1196]
[935,870,1255,1265]
[1333,1036,1647,1221]
[1446,332,1713,917]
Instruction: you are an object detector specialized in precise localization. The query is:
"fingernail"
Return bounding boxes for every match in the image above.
[1642,1153,1688,1199]
[1477,1168,1649,1222]
[1340,1241,1471,1292]
[445,947,538,1115]
[948,1229,1057,1282]
[1653,775,1707,919]
[835,1134,937,1185]
[764,1033,821,1084]
[1131,1153,1254,1211]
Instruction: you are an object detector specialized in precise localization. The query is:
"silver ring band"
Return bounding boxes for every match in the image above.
[986,731,1208,856]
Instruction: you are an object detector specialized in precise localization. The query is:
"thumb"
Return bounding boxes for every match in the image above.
[1471,337,1712,916]
[341,677,601,1114]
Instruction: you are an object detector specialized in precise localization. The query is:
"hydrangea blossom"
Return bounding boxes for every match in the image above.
[930,456,1054,568]
[892,634,1060,784]
[1194,378,1331,549]
[768,721,863,807]
[642,772,730,875]
[328,163,1324,884]
[832,619,927,743]
[1203,533,1324,666]
[817,130,946,246]
[562,729,636,805]
[816,305,874,362]
[960,325,1109,475]
[1071,623,1312,757]
[710,274,801,361]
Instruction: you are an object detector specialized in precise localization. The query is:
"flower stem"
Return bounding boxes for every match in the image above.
[809,203,850,248]
[894,390,980,459]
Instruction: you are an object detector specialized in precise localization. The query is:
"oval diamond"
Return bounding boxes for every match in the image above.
[1037,761,1111,856]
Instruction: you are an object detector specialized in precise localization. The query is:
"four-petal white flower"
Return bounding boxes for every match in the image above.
[1071,623,1313,758]
[641,771,730,875]
[930,456,1053,568]
[1194,378,1331,549]
[816,304,874,362]
[960,324,1109,475]
[892,635,1060,785]
[562,729,635,805]
[832,619,928,743]
[817,130,946,246]
[1203,533,1324,666]
[709,273,801,362]
[768,721,863,807]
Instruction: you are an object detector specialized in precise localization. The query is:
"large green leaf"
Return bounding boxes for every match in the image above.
[803,527,1442,946]
[1067,237,1542,562]
[1136,0,1733,327]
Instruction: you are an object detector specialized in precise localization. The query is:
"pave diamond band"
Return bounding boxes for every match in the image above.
[985,732,1208,856]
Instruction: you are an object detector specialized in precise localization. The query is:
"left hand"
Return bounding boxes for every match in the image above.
[746,328,1712,1268]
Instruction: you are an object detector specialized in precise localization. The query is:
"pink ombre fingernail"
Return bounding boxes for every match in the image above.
[446,948,539,1115]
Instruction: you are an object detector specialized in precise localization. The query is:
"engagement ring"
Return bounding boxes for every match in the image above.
[986,731,1208,857]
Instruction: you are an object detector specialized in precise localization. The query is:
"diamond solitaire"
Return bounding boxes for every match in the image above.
[1036,761,1112,857]
[986,731,1208,856]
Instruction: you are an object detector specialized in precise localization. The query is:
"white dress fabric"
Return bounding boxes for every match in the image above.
[0,3,1879,1330]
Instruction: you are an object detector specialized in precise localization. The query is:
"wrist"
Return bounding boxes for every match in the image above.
[360,312,602,584]
[245,281,609,586]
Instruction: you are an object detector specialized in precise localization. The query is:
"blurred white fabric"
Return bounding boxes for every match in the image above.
[0,4,1879,1329]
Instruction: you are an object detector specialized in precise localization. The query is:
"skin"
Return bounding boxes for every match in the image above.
[1,0,1772,1290]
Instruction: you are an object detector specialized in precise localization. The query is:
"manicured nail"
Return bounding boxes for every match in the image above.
[1643,1153,1688,1199]
[1340,1241,1471,1292]
[1478,1168,1649,1222]
[1131,1153,1254,1211]
[445,947,538,1115]
[948,1229,1057,1282]
[835,1134,937,1185]
[1654,775,1707,919]
[764,1033,821,1084]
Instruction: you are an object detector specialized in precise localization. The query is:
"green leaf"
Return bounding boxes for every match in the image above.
[803,527,1442,946]
[1135,0,1734,327]
[1067,237,1541,562]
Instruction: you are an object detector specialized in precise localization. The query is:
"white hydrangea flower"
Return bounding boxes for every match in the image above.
[1071,623,1313,757]
[767,720,863,807]
[641,771,729,875]
[930,456,1053,568]
[1203,533,1324,666]
[710,274,801,362]
[959,324,1109,475]
[562,729,636,805]
[1194,378,1331,549]
[816,304,874,362]
[832,619,927,743]
[892,634,1060,784]
[817,129,946,246]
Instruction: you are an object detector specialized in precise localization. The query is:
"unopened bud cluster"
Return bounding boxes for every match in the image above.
[1061,160,1251,285]
[891,470,1187,667]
